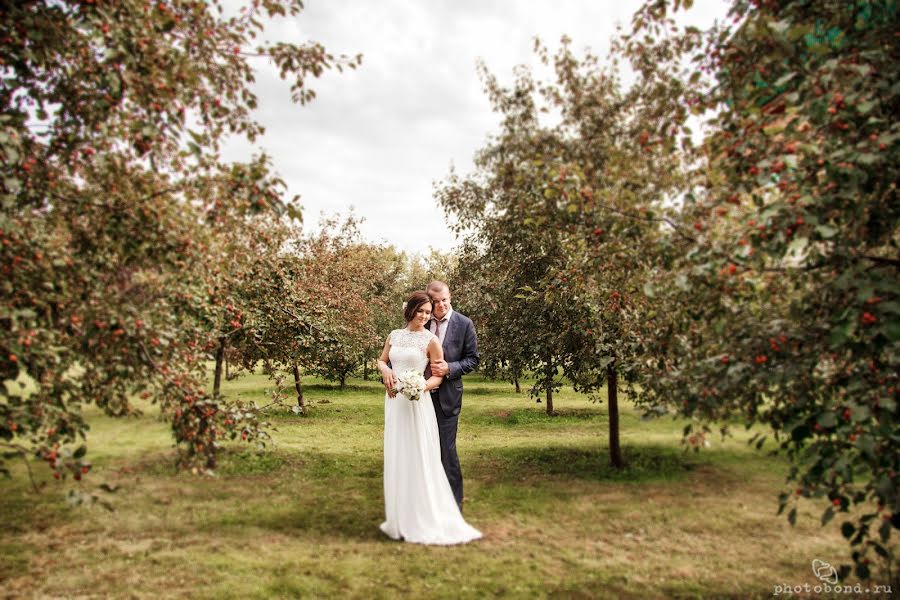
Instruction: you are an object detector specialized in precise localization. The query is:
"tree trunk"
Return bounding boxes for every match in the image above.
[545,360,554,415]
[292,363,305,413]
[363,357,369,381]
[514,376,521,393]
[607,362,624,469]
[213,336,226,399]
[339,373,346,389]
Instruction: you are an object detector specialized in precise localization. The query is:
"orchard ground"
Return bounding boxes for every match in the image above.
[2,372,858,598]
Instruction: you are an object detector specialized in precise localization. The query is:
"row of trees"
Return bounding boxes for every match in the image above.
[437,0,897,582]
[0,1,448,491]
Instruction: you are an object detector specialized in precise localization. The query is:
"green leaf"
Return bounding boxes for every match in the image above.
[769,19,790,35]
[828,320,855,346]
[855,153,879,165]
[817,412,837,428]
[821,506,835,526]
[881,321,900,343]
[3,178,21,193]
[790,424,811,443]
[285,204,303,222]
[878,301,900,315]
[878,519,891,544]
[773,72,797,87]
[788,507,797,526]
[785,237,808,260]
[850,404,870,422]
[73,445,87,459]
[841,522,855,539]
[856,100,875,115]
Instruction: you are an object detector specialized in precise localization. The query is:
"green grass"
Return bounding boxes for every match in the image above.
[0,372,861,598]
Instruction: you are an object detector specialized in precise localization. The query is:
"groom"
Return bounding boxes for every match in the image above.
[426,280,479,511]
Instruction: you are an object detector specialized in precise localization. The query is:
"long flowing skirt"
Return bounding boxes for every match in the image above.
[380,392,482,545]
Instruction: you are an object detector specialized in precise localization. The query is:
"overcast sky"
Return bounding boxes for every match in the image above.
[223,0,729,255]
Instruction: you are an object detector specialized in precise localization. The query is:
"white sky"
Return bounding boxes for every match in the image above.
[223,0,729,254]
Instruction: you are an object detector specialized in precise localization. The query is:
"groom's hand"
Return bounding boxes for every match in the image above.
[430,360,449,377]
[382,372,398,397]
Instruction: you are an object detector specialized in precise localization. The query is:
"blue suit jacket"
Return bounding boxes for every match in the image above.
[430,310,480,417]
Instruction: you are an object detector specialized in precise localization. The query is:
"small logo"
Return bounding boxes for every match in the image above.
[812,559,839,584]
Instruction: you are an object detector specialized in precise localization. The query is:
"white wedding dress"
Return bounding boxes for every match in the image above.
[380,328,482,545]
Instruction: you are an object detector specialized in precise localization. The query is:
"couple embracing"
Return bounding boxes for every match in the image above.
[376,281,482,545]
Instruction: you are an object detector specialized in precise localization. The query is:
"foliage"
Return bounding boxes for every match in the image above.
[293,218,384,388]
[439,39,688,453]
[0,0,359,479]
[440,54,618,415]
[623,0,899,581]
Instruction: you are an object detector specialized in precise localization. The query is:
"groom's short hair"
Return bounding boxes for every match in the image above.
[427,280,449,296]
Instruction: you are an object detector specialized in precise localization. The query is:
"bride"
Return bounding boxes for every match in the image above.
[376,291,482,545]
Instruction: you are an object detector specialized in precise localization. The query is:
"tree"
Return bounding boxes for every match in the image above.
[622,0,898,581]
[0,0,359,486]
[361,245,408,381]
[440,39,686,473]
[439,56,614,418]
[294,218,382,389]
[451,240,527,393]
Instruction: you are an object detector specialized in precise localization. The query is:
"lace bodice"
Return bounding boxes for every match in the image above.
[388,328,435,375]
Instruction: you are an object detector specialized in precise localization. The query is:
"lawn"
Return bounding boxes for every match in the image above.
[1,371,860,598]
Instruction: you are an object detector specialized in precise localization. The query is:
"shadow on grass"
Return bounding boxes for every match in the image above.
[200,450,387,541]
[470,444,698,485]
[203,445,704,539]
[103,443,767,542]
[468,406,604,426]
[303,382,383,394]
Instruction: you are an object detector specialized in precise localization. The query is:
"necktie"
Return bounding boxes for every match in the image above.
[434,318,442,340]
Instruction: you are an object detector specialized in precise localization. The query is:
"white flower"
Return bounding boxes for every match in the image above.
[395,369,426,401]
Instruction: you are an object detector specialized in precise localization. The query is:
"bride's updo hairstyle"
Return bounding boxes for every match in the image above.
[403,291,433,323]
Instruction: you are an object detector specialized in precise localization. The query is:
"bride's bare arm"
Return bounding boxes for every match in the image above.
[376,336,397,397]
[425,338,445,392]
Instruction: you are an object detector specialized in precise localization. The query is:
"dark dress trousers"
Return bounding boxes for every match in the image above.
[429,311,479,509]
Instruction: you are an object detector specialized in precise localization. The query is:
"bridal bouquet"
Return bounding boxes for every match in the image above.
[395,370,426,401]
